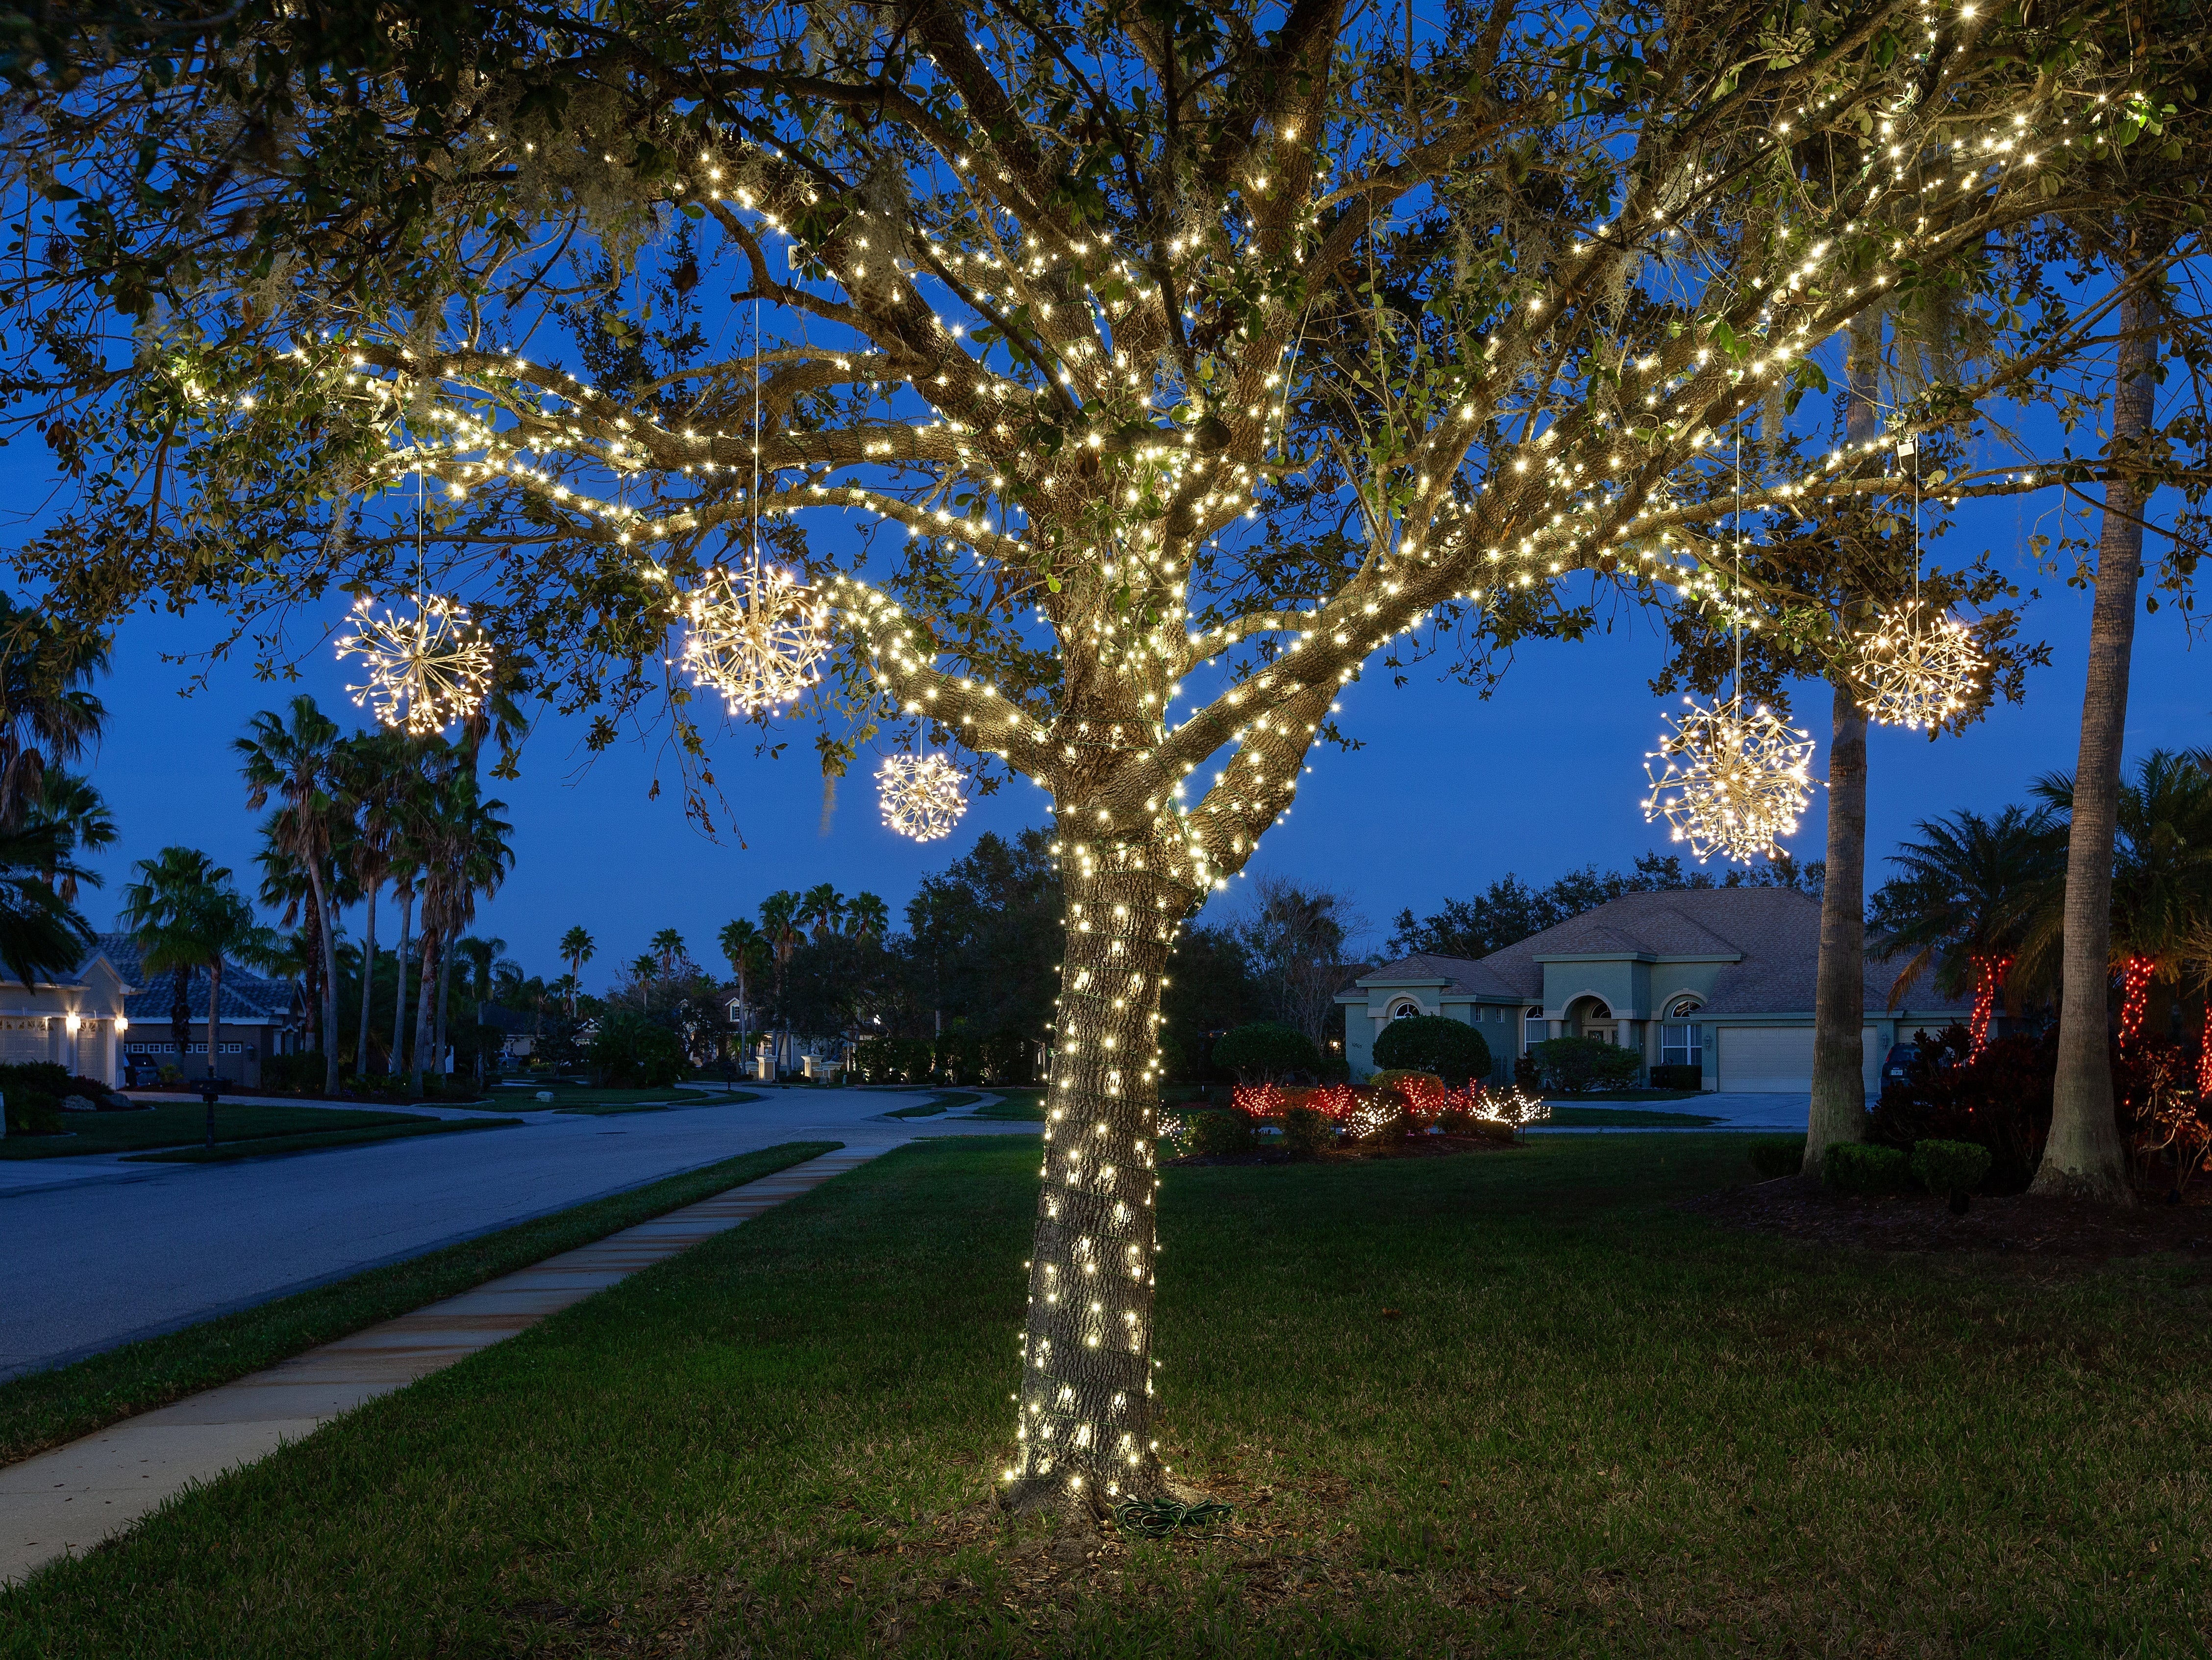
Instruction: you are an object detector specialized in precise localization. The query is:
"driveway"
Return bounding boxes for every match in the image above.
[1533,1090,1812,1133]
[0,1087,1031,1381]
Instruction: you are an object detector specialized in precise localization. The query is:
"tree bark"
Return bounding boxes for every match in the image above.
[356,886,379,1075]
[1805,681,1870,1172]
[434,942,454,1083]
[411,930,437,1094]
[1001,843,1185,1517]
[1803,311,1883,1176]
[301,812,340,1095]
[170,967,191,1077]
[392,889,413,1077]
[207,957,224,1085]
[2034,286,2158,1203]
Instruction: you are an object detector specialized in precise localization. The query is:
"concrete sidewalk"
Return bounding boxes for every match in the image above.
[0,1143,877,1587]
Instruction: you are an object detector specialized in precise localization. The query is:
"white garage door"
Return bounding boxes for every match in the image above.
[1716,1026,1813,1092]
[1716,1025,1885,1093]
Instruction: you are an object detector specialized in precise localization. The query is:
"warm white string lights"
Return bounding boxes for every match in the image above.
[1641,433,1816,862]
[683,564,831,713]
[336,593,494,735]
[877,752,968,841]
[1847,439,1987,729]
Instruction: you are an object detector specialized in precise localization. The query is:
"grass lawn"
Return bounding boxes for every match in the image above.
[9,1134,2212,1654]
[516,1087,760,1113]
[0,1141,840,1469]
[1541,1105,1724,1128]
[0,1102,439,1160]
[885,1091,984,1118]
[968,1084,1213,1121]
[127,1115,522,1162]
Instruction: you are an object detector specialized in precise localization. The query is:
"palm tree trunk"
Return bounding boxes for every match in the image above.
[2034,283,2159,1203]
[434,943,454,1084]
[355,885,379,1076]
[411,930,436,1094]
[170,967,191,1080]
[1804,312,1883,1176]
[392,890,413,1076]
[206,957,224,1085]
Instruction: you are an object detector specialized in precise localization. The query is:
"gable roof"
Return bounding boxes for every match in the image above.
[1353,889,1970,1016]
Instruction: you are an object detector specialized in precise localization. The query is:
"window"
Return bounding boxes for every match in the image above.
[1661,997,1704,1068]
[1390,999,1420,1020]
[1525,1009,1547,1052]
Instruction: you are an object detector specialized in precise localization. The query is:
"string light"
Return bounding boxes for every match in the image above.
[877,752,968,841]
[1643,696,1817,863]
[1849,600,1985,729]
[335,594,493,735]
[682,564,831,713]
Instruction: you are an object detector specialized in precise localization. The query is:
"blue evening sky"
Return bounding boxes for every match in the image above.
[32,500,2204,990]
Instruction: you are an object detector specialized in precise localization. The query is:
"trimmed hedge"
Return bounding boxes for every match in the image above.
[1190,1108,1256,1157]
[1372,1016,1492,1086]
[1910,1138,1992,1198]
[1211,1022,1321,1084]
[1650,1063,1703,1092]
[1824,1141,1912,1195]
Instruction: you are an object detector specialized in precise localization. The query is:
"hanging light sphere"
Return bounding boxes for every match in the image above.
[1847,601,1986,731]
[336,594,493,735]
[1641,697,1817,863]
[877,753,967,842]
[681,564,831,714]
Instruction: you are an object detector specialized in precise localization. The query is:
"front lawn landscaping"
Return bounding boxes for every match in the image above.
[1,1102,438,1160]
[7,1134,2210,1654]
[0,1140,840,1468]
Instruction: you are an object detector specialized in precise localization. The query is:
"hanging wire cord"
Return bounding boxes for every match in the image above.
[1113,1496,1234,1537]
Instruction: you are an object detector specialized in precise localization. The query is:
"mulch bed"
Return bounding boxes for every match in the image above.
[1691,1174,2212,1261]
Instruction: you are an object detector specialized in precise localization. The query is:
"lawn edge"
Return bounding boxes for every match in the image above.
[122,1115,526,1164]
[0,1138,842,1468]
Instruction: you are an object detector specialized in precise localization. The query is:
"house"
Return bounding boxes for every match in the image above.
[1339,888,1972,1094]
[476,1001,539,1063]
[99,935,308,1087]
[0,939,136,1085]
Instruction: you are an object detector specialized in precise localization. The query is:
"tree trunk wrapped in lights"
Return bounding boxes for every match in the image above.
[6,0,2209,1511]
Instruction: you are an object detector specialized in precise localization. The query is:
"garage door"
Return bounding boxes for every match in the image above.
[1716,1026,1886,1093]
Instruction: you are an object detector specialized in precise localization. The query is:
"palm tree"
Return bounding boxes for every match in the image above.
[2038,273,2162,1203]
[0,599,107,827]
[628,951,659,985]
[24,769,115,903]
[409,773,514,1093]
[252,816,358,1063]
[120,846,217,1077]
[333,729,410,1076]
[235,697,345,1092]
[845,892,890,941]
[802,883,845,942]
[120,850,276,1119]
[718,917,769,1067]
[759,890,805,1073]
[650,927,686,976]
[0,822,94,991]
[559,925,595,1015]
[1869,805,2061,1056]
[2033,751,2212,1048]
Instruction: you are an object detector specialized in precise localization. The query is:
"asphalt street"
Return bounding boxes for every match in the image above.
[0,1086,1033,1380]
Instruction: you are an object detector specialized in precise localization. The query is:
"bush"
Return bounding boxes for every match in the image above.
[1367,1069,1444,1103]
[1650,1063,1703,1092]
[1281,1104,1336,1157]
[1189,1109,1256,1157]
[4,1089,63,1136]
[590,1012,688,1088]
[1911,1138,1992,1198]
[259,1052,329,1094]
[1824,1141,1912,1195]
[1371,1016,1492,1086]
[932,1031,979,1085]
[1747,1137,1806,1179]
[0,1060,73,1099]
[1529,1036,1641,1092]
[1210,1022,1322,1084]
[980,1029,1035,1085]
[1513,1053,1542,1090]
[1872,1024,2051,1193]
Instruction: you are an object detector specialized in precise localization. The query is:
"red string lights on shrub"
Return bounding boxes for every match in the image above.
[1967,953,2011,1059]
[2118,956,2156,1049]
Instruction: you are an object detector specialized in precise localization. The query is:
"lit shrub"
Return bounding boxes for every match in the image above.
[1824,1141,1912,1195]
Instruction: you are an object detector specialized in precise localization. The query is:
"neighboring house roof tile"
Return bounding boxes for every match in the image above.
[1352,890,1971,1016]
[101,935,303,1025]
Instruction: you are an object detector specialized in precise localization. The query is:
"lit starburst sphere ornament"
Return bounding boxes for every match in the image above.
[336,595,494,735]
[1642,697,1817,863]
[681,565,831,714]
[877,753,967,842]
[1847,602,1986,731]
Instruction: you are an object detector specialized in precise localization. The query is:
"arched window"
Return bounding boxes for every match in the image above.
[1390,999,1420,1020]
[1525,1008,1547,1052]
[1662,998,1705,1068]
